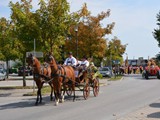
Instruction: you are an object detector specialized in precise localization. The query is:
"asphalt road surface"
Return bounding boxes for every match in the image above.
[0,74,160,120]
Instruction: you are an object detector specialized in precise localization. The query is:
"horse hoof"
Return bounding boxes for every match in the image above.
[59,100,62,103]
[62,99,64,103]
[55,102,59,106]
[39,102,42,104]
[35,102,38,106]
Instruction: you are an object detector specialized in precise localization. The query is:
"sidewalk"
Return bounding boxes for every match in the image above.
[0,78,108,87]
[0,80,34,87]
[117,99,160,120]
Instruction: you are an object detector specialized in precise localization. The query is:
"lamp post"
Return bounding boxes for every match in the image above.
[125,53,128,66]
[74,25,78,58]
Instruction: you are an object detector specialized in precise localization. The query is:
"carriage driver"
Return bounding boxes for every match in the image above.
[63,52,77,67]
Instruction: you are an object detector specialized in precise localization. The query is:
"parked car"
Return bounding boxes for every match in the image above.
[18,66,32,76]
[0,68,6,80]
[98,67,112,77]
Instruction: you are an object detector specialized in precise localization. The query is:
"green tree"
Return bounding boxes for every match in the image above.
[9,0,74,85]
[65,3,115,65]
[106,36,126,65]
[36,0,71,60]
[0,17,19,78]
[155,53,160,66]
[153,11,160,46]
[9,0,39,86]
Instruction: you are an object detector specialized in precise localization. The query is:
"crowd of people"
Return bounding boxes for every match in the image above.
[112,65,144,75]
[126,65,144,74]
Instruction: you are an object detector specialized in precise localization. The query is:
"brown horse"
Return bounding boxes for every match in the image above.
[45,53,76,106]
[26,54,53,105]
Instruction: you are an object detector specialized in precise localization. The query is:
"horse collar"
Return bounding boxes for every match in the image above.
[52,67,59,76]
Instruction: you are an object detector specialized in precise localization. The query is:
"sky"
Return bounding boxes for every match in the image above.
[0,0,160,60]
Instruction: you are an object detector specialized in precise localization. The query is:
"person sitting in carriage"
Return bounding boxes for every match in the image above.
[63,52,77,67]
[76,56,89,77]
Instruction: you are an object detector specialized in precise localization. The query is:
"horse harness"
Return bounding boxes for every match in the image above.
[33,64,51,82]
[51,65,66,82]
[50,65,76,85]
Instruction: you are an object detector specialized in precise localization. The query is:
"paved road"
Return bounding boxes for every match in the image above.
[0,74,160,120]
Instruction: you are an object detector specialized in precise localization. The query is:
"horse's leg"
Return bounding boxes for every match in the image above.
[58,89,63,103]
[35,87,42,105]
[35,82,41,105]
[39,88,42,103]
[50,86,54,101]
[39,82,44,104]
[49,82,54,101]
[55,91,59,106]
[72,84,76,102]
[61,85,66,103]
[35,89,40,105]
[54,87,60,106]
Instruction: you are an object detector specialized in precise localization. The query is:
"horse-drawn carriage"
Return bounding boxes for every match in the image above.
[27,53,100,106]
[66,66,100,100]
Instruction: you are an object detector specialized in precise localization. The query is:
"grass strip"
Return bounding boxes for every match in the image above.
[109,75,123,81]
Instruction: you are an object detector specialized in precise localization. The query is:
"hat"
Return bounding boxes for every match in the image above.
[68,52,72,55]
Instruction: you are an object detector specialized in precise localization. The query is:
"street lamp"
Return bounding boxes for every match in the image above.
[74,24,78,58]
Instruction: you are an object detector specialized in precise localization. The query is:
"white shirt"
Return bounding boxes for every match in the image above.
[79,60,89,67]
[64,56,77,66]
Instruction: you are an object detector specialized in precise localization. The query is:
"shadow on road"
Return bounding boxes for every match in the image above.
[0,97,38,110]
[0,94,89,110]
[149,103,160,108]
[146,102,160,118]
[136,77,158,80]
[147,112,160,118]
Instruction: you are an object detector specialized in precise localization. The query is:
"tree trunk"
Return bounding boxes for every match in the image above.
[22,55,26,87]
[6,60,9,80]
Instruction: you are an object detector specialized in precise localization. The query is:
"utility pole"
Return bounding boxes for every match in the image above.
[74,25,78,58]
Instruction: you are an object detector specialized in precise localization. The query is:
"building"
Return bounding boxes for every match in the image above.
[126,59,148,67]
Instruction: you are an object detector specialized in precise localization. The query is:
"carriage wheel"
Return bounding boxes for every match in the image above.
[66,88,72,96]
[83,84,90,100]
[93,78,99,97]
